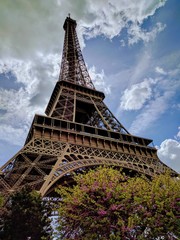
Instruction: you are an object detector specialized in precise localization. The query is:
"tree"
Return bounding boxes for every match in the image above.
[0,194,4,237]
[1,187,53,240]
[56,167,180,239]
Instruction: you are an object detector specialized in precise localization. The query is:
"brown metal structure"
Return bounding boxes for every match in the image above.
[0,16,176,198]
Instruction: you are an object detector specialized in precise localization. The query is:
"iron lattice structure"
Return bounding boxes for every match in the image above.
[0,16,176,198]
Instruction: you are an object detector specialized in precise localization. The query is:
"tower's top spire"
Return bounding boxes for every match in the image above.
[63,14,77,30]
[59,16,95,89]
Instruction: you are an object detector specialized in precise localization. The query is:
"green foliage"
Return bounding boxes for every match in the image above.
[0,195,3,207]
[56,167,180,239]
[1,187,53,240]
[0,194,5,237]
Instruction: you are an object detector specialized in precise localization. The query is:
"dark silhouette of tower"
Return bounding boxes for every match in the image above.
[0,16,176,198]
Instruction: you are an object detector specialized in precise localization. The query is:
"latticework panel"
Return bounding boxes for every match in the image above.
[39,140,170,196]
[3,137,173,196]
[0,139,66,197]
[24,139,67,156]
[88,97,129,133]
[51,88,75,121]
[48,83,129,133]
[0,137,171,198]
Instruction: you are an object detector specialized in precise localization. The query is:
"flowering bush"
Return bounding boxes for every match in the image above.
[56,167,180,239]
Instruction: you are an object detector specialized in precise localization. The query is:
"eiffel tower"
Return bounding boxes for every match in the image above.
[0,16,176,199]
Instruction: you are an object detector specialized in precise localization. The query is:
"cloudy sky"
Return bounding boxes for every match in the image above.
[0,0,180,173]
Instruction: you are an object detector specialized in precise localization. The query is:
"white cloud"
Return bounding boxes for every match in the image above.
[120,78,157,110]
[155,66,167,75]
[0,1,67,58]
[128,22,166,45]
[81,1,167,47]
[157,129,180,173]
[0,87,41,144]
[129,50,152,85]
[126,62,180,135]
[0,54,59,146]
[129,91,173,134]
[0,124,26,146]
[0,59,38,95]
[0,0,167,59]
[158,139,180,161]
[175,127,180,140]
[83,0,166,40]
[89,65,111,94]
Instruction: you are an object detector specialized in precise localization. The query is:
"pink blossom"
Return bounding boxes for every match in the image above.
[80,186,89,192]
[110,204,118,211]
[98,209,107,216]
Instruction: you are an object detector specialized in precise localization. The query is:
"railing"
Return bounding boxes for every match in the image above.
[25,114,153,148]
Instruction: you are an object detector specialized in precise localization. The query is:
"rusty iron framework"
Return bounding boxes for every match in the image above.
[0,16,177,199]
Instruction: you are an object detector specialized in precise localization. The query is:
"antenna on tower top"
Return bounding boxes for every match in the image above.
[68,13,71,18]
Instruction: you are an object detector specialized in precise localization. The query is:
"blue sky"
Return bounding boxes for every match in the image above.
[0,0,180,172]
